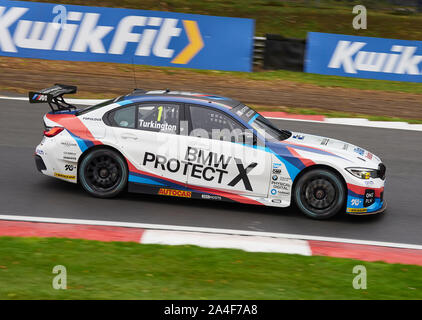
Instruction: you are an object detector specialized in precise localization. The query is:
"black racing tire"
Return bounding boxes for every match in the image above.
[294,168,346,220]
[78,148,128,198]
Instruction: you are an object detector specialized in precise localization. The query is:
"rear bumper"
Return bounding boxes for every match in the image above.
[34,155,47,172]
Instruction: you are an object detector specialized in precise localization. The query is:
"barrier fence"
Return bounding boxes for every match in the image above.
[0,0,254,72]
[1,0,421,82]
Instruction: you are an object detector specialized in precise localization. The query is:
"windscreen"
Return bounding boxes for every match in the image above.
[231,104,291,141]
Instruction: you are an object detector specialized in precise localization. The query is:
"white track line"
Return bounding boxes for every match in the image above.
[141,230,312,255]
[2,95,421,131]
[1,214,421,250]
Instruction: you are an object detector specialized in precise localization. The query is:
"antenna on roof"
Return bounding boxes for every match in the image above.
[165,88,170,93]
[131,56,138,89]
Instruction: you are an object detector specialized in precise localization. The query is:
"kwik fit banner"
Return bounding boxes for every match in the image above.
[0,0,254,71]
[305,32,422,82]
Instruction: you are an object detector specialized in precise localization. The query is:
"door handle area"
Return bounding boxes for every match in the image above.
[121,133,138,140]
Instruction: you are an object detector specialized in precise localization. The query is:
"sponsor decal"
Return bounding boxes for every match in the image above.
[245,109,255,117]
[347,208,368,213]
[272,168,281,174]
[236,106,249,116]
[350,198,361,207]
[270,188,277,195]
[273,163,282,169]
[54,172,76,180]
[61,141,77,147]
[343,143,349,150]
[354,147,365,156]
[143,147,258,191]
[63,151,77,161]
[306,32,422,83]
[364,189,375,207]
[366,152,373,160]
[0,0,253,71]
[320,138,329,146]
[329,40,422,76]
[271,181,290,191]
[35,148,44,155]
[235,105,255,120]
[292,134,305,140]
[158,188,191,198]
[201,194,222,201]
[32,93,49,102]
[82,117,102,121]
[271,199,281,203]
[271,175,278,181]
[64,164,75,171]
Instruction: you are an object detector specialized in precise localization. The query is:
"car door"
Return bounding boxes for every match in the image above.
[185,104,271,197]
[107,102,188,185]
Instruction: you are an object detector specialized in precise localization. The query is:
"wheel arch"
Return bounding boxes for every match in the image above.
[292,164,348,200]
[77,144,129,181]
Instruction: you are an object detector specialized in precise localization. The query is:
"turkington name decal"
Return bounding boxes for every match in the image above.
[0,0,254,71]
[305,32,422,82]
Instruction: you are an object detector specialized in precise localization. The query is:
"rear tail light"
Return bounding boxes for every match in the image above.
[44,126,64,137]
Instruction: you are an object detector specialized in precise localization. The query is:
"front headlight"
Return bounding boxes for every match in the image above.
[346,167,378,180]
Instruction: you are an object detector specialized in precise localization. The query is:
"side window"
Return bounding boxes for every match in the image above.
[137,104,179,134]
[110,105,136,128]
[189,105,247,142]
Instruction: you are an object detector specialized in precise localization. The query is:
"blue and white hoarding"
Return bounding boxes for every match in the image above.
[306,32,422,83]
[0,0,254,71]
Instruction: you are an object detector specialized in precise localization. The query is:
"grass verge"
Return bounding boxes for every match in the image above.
[26,0,422,40]
[0,236,421,299]
[251,105,422,124]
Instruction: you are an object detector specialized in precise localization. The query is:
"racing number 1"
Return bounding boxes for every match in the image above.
[157,106,163,122]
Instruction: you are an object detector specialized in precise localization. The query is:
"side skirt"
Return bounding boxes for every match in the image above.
[128,181,290,208]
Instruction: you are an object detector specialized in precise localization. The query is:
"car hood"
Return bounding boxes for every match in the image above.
[280,131,382,168]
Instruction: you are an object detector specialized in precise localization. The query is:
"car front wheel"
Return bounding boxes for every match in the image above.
[78,148,128,198]
[294,169,346,220]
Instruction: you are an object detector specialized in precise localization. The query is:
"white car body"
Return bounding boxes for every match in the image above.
[33,89,386,218]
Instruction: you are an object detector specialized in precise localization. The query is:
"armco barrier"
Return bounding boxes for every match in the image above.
[0,0,254,71]
[263,34,305,71]
[305,32,422,82]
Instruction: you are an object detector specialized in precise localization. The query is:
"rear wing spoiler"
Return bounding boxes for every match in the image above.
[29,84,77,113]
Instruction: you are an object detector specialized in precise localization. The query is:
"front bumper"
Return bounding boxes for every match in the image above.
[347,200,387,215]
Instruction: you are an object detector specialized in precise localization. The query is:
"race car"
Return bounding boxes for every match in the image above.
[31,84,386,220]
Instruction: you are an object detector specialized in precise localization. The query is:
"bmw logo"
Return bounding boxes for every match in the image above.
[272,175,278,181]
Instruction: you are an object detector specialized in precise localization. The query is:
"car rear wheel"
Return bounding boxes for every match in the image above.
[294,169,346,220]
[79,148,128,198]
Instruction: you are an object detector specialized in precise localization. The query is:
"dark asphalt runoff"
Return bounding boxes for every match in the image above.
[1,98,421,245]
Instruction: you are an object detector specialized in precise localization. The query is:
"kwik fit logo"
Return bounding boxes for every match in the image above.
[328,40,422,75]
[0,5,204,64]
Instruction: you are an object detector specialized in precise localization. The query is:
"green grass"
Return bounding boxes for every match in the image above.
[250,105,422,124]
[28,0,422,40]
[0,236,421,299]
[186,68,422,95]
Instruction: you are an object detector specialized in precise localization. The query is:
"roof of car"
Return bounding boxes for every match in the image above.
[121,89,242,109]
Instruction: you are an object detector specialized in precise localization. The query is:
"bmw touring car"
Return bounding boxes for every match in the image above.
[31,84,386,219]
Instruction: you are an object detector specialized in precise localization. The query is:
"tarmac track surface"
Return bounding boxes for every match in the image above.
[0,99,421,245]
